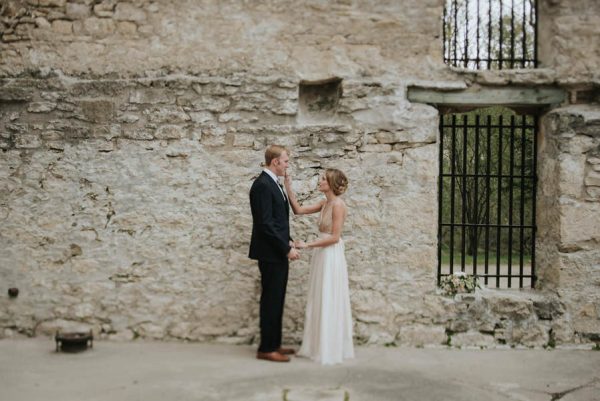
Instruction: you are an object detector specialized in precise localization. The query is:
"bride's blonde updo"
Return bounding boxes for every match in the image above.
[325,168,348,196]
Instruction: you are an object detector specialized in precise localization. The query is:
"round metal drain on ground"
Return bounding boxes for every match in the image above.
[55,330,93,352]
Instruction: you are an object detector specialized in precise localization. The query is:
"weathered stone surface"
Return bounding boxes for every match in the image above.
[117,113,140,123]
[0,1,598,348]
[191,96,230,113]
[80,17,115,37]
[585,171,600,186]
[189,111,214,124]
[533,299,565,321]
[451,331,496,348]
[52,20,73,35]
[0,86,34,102]
[559,198,600,246]
[66,3,91,20]
[514,324,550,347]
[14,134,41,148]
[35,17,52,29]
[116,21,137,36]
[396,325,447,347]
[154,125,187,139]
[80,99,114,123]
[129,89,175,104]
[538,2,600,84]
[490,296,534,320]
[36,319,94,336]
[108,329,135,341]
[114,3,146,22]
[122,127,153,140]
[558,153,586,196]
[144,107,190,124]
[93,1,116,18]
[359,144,392,152]
[39,0,67,7]
[28,102,56,113]
[233,133,254,147]
[1,1,447,77]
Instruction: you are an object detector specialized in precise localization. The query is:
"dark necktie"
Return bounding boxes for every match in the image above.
[278,182,287,202]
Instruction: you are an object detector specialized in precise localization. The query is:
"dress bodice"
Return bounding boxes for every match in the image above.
[318,202,333,234]
[318,199,348,235]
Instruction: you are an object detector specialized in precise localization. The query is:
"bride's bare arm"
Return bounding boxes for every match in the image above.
[303,202,346,248]
[284,173,324,215]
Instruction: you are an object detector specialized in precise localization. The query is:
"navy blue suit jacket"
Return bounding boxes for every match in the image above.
[248,171,291,263]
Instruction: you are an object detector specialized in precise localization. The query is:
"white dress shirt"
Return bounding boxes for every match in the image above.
[263,169,286,200]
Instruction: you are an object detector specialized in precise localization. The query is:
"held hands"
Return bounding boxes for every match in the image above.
[287,240,301,260]
[287,247,300,260]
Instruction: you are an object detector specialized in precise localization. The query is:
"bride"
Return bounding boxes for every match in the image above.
[284,168,354,365]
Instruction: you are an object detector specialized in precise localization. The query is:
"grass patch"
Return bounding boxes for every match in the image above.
[445,330,454,347]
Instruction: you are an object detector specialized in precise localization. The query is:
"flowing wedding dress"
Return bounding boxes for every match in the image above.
[298,201,354,365]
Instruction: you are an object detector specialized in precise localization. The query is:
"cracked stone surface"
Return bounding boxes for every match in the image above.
[1,339,599,401]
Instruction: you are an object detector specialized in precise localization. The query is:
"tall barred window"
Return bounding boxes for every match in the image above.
[438,107,538,288]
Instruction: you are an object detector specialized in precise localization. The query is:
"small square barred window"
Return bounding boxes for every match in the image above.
[443,0,538,70]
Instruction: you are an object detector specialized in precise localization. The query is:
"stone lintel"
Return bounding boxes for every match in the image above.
[407,86,566,108]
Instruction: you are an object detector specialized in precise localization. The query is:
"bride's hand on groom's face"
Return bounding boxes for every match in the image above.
[284,171,291,187]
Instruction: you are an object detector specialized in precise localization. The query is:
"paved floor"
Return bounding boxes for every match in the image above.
[1,339,599,401]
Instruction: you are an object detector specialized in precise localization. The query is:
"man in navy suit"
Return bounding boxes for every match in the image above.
[249,145,300,362]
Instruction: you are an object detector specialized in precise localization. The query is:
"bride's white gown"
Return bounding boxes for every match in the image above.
[298,202,354,365]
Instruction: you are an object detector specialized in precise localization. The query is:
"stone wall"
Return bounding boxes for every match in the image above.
[537,105,600,343]
[538,0,600,84]
[0,0,447,79]
[1,0,599,348]
[0,72,442,344]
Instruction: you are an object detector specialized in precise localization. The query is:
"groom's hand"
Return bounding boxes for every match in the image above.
[287,248,300,260]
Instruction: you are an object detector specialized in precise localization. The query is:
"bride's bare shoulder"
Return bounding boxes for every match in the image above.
[332,198,347,210]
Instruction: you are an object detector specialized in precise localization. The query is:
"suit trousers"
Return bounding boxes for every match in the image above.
[258,260,289,353]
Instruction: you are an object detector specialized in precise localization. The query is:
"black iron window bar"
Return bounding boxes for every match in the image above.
[437,112,538,288]
[443,0,538,69]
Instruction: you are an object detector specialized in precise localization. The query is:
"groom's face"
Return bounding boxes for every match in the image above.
[273,151,289,177]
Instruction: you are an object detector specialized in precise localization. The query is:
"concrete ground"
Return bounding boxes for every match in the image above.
[1,339,599,401]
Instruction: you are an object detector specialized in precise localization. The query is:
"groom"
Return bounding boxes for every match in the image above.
[249,145,300,362]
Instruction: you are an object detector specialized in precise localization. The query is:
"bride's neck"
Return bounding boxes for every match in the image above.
[325,192,337,203]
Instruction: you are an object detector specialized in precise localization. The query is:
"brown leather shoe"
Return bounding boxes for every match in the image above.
[256,351,290,362]
[277,347,296,355]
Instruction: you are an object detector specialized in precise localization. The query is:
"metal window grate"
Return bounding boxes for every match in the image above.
[437,108,537,288]
[443,0,538,69]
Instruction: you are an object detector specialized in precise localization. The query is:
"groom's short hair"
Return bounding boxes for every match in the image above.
[265,145,288,166]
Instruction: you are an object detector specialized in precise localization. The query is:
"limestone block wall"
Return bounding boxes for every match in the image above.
[0,72,442,344]
[537,106,600,343]
[538,0,600,84]
[1,0,599,347]
[0,0,447,78]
